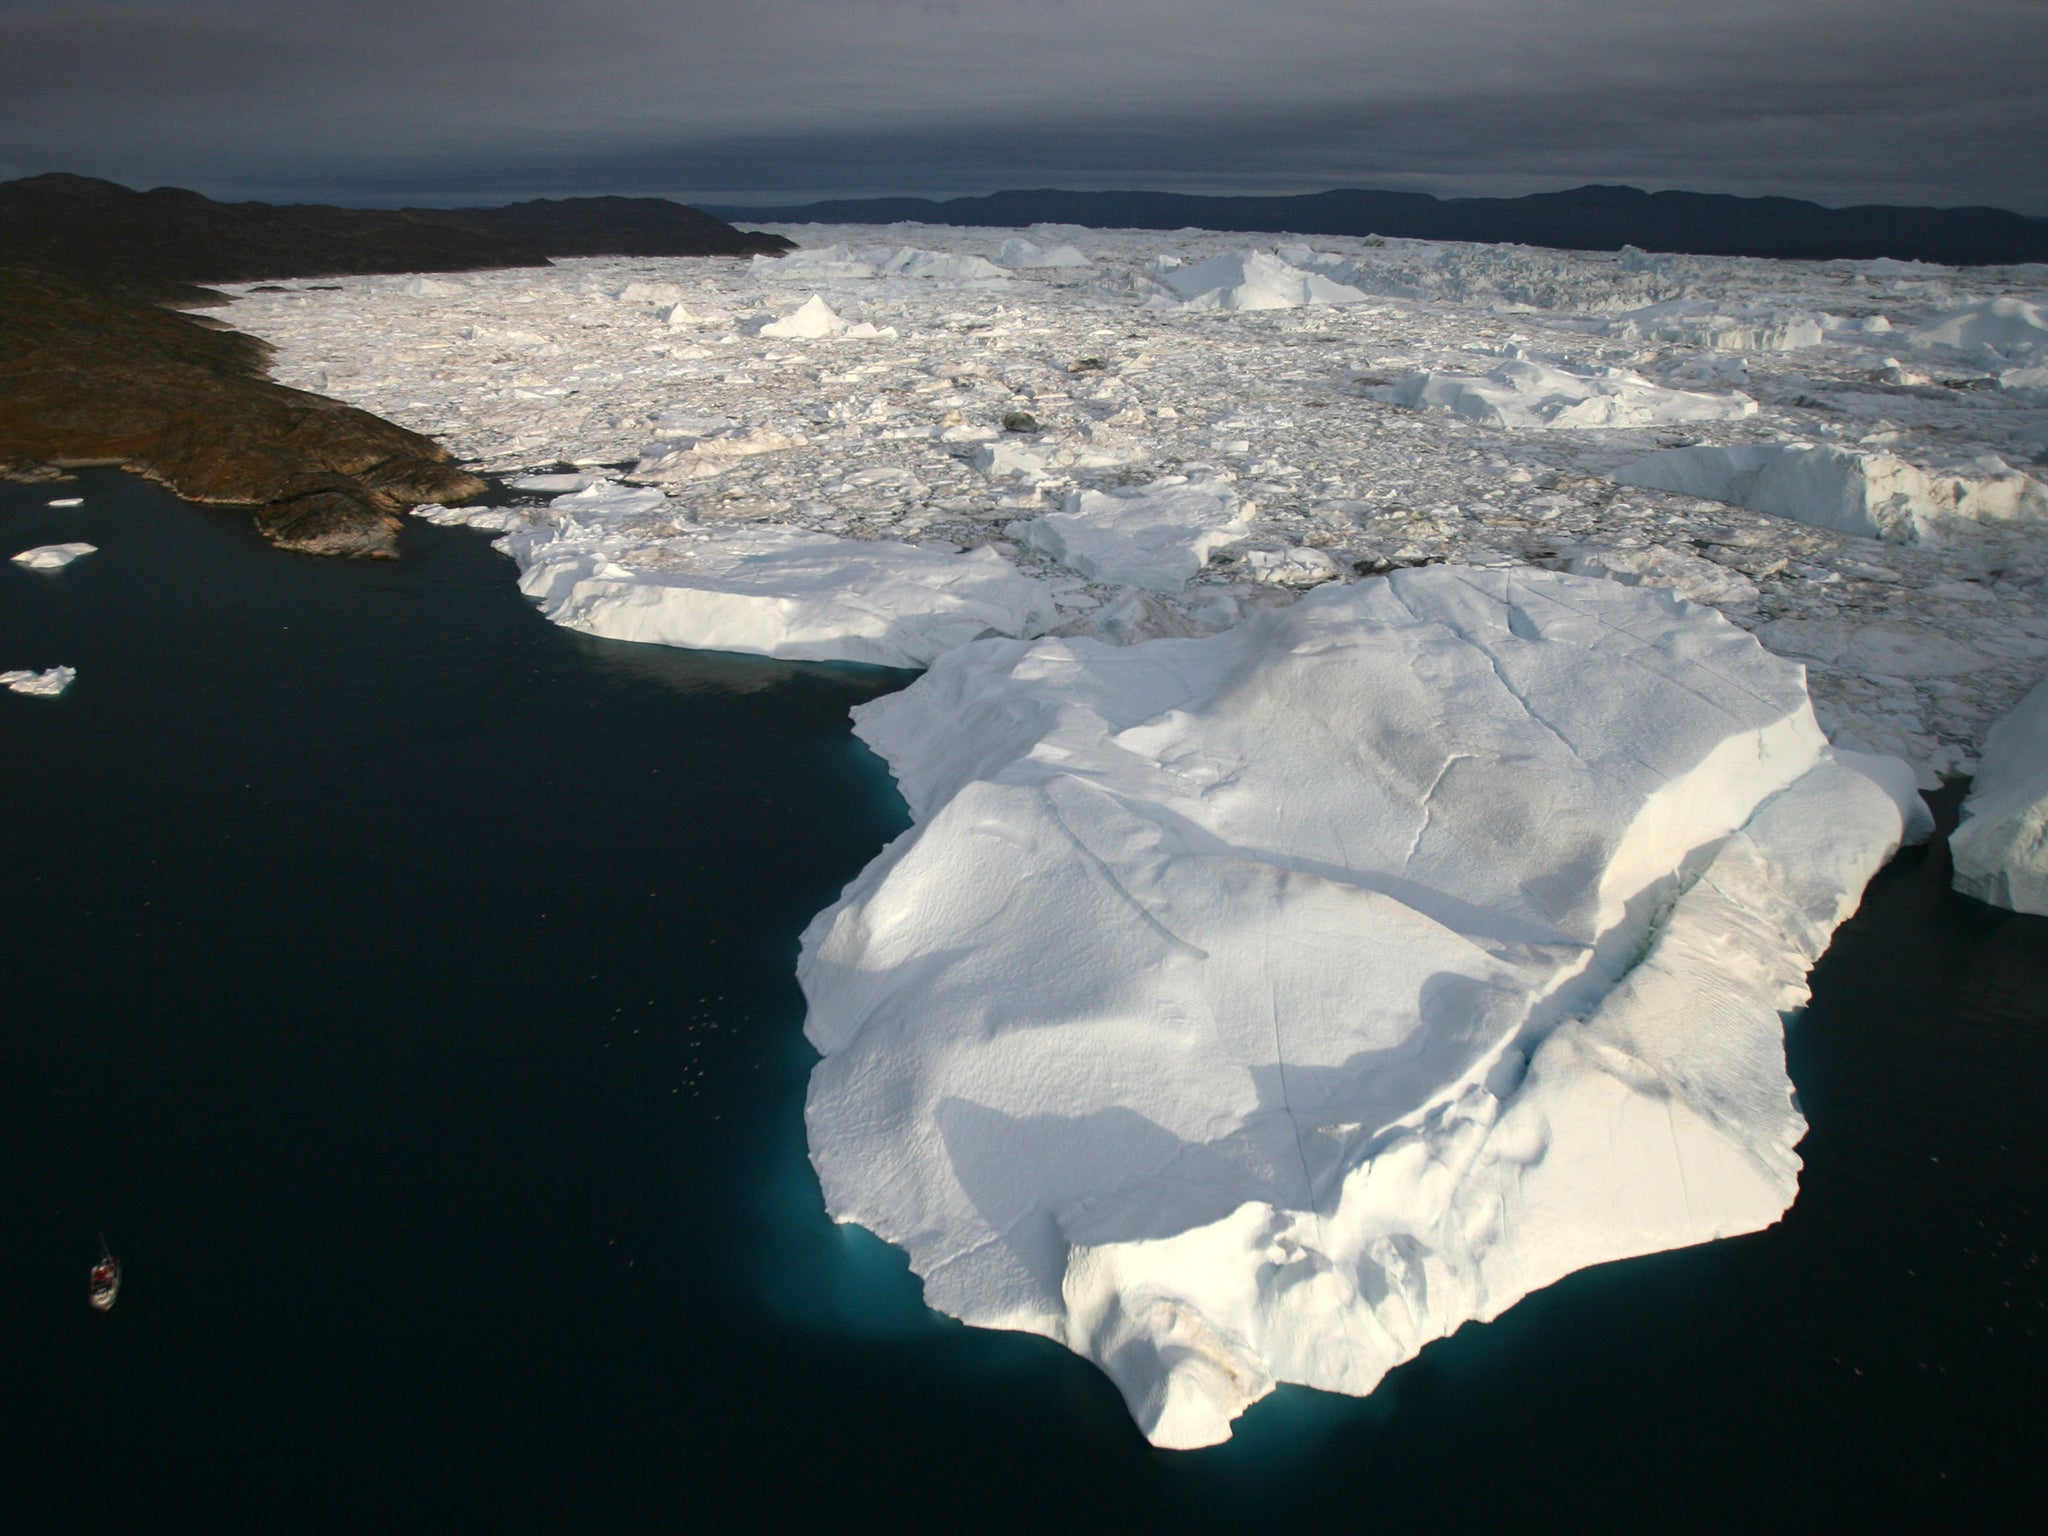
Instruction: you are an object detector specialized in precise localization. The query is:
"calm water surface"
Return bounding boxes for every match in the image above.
[3,472,2042,1530]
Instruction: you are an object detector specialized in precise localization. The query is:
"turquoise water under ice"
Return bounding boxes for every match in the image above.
[3,471,2042,1531]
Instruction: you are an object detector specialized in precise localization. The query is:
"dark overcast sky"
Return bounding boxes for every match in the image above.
[2,0,2043,213]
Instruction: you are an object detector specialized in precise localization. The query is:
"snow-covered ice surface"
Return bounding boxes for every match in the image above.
[2,666,76,696]
[206,219,2048,1446]
[10,542,97,570]
[212,224,2048,785]
[801,568,1923,1446]
[1950,674,2048,914]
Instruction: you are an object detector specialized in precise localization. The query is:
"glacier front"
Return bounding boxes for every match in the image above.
[800,566,1924,1448]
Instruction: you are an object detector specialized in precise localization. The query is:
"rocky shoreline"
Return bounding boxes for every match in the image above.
[0,174,793,556]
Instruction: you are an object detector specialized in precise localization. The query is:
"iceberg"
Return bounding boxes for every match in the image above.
[800,567,1924,1447]
[1611,442,2048,543]
[1950,673,2048,914]
[11,542,97,570]
[1374,358,1756,430]
[759,294,852,339]
[1908,297,2048,364]
[1014,477,1253,591]
[1602,299,1825,353]
[1158,251,1370,312]
[997,238,1092,270]
[2,666,77,696]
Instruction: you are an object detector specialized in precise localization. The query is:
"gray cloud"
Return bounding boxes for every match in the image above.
[1,0,2042,212]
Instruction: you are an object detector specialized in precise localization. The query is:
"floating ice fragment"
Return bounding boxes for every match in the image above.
[2,666,76,696]
[800,567,1922,1448]
[1950,673,2048,914]
[11,542,97,570]
[47,497,84,508]
[1014,478,1253,591]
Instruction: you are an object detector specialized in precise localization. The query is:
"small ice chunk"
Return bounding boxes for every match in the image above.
[970,440,1047,480]
[1015,478,1254,591]
[2,666,76,696]
[11,542,97,570]
[1950,673,2048,914]
[47,497,84,508]
[507,472,607,493]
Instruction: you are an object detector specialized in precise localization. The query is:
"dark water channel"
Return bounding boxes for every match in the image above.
[2,471,2042,1531]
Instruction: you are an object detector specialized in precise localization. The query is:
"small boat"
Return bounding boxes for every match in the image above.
[89,1235,120,1312]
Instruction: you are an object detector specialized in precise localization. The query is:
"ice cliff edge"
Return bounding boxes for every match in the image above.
[798,566,1926,1447]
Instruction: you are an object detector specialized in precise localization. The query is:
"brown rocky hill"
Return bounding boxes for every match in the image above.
[0,175,793,554]
[0,266,483,556]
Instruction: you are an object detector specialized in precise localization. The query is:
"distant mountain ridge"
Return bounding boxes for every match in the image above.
[705,184,2048,267]
[0,173,792,296]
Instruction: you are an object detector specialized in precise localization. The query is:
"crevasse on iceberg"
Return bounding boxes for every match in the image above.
[799,567,1925,1448]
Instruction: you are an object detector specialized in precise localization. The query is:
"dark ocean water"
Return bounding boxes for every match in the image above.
[3,470,2043,1533]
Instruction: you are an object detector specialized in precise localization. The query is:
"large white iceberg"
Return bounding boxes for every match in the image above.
[1950,673,2048,914]
[1374,358,1757,430]
[1158,251,1371,312]
[1611,442,2048,542]
[800,567,1924,1448]
[1014,477,1253,591]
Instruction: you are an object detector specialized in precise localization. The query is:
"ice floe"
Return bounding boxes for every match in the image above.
[1373,356,1756,430]
[800,566,1924,1447]
[1013,477,1254,591]
[2,666,76,696]
[11,542,97,570]
[1950,673,2048,914]
[422,480,1054,667]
